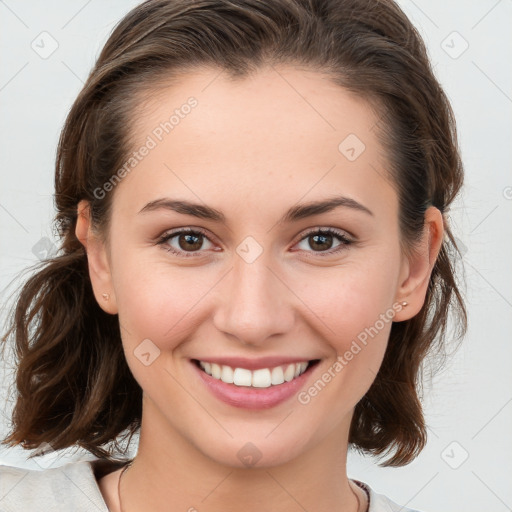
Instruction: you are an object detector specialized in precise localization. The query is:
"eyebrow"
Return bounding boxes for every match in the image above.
[138,195,374,223]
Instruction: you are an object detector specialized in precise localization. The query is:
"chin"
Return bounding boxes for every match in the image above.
[207,441,304,470]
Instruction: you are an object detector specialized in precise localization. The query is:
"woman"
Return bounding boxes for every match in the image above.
[0,0,466,510]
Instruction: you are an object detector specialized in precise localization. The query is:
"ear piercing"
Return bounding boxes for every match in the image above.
[102,292,409,307]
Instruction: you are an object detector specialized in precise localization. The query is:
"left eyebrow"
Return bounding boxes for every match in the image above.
[282,195,374,222]
[137,195,374,223]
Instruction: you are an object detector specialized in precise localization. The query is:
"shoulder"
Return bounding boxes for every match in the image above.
[0,459,110,512]
[353,479,424,512]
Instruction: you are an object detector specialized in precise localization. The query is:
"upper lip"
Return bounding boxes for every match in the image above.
[192,356,318,370]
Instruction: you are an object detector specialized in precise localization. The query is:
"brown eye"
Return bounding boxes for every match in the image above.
[157,228,215,257]
[177,232,204,251]
[295,228,352,256]
[308,232,334,251]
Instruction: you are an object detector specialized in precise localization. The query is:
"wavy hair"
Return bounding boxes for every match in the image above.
[1,0,467,466]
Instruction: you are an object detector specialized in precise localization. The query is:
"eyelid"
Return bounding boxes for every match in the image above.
[294,226,353,243]
[156,225,354,257]
[291,226,354,257]
[157,226,216,241]
[156,227,218,256]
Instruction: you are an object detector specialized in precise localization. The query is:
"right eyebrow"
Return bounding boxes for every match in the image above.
[138,194,374,224]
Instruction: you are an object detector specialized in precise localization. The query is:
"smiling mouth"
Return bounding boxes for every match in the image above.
[192,359,321,388]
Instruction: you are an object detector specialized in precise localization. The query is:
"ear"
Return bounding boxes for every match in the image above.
[75,200,118,315]
[393,206,444,321]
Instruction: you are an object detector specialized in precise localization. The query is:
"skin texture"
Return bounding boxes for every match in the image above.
[76,65,444,512]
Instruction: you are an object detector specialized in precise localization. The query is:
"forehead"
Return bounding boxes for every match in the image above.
[133,64,379,152]
[114,65,396,223]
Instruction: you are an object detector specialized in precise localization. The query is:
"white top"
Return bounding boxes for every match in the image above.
[0,459,422,511]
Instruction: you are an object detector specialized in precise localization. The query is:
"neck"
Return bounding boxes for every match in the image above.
[120,396,360,512]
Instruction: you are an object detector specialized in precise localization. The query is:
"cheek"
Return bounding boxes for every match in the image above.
[111,255,214,389]
[289,259,399,397]
[113,238,400,367]
[112,251,216,346]
[294,260,399,344]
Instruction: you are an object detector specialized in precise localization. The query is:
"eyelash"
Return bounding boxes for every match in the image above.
[156,227,353,258]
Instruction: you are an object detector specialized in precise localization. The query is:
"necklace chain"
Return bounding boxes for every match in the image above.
[117,461,132,512]
[117,462,367,512]
[355,488,361,512]
[350,480,362,512]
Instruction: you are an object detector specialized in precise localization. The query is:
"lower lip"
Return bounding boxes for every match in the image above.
[192,360,318,410]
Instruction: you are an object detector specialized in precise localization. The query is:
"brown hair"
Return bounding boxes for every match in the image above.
[1,0,467,466]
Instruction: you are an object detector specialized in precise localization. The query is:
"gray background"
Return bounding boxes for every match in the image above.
[1,1,511,511]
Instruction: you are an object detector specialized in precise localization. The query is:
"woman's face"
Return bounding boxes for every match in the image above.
[82,65,431,468]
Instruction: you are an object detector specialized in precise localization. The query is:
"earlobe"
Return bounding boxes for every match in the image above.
[393,206,444,321]
[75,200,118,315]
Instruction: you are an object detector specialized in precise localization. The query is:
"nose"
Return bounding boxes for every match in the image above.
[212,248,295,346]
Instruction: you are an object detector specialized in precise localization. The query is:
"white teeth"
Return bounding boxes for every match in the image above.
[284,364,296,382]
[221,365,234,384]
[211,363,222,379]
[252,368,272,388]
[233,368,252,386]
[270,366,284,385]
[198,360,311,388]
[199,361,212,375]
